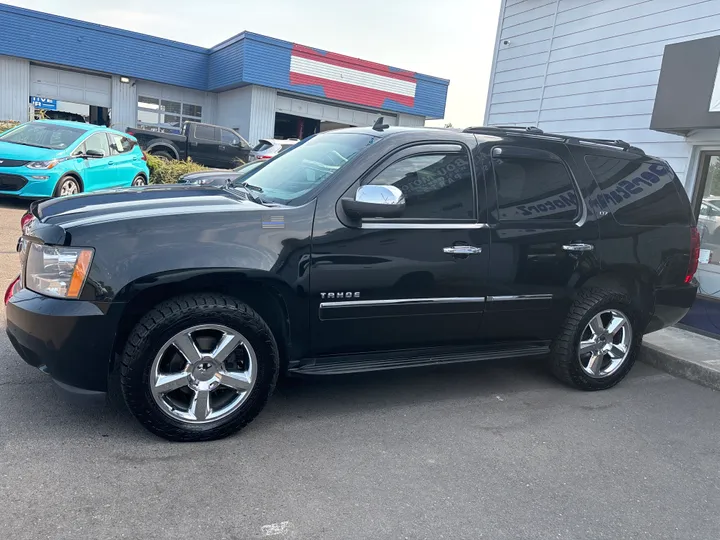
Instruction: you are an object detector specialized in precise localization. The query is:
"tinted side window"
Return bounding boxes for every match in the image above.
[492,154,579,221]
[368,152,474,220]
[584,155,689,226]
[220,129,239,145]
[84,133,110,157]
[194,124,218,141]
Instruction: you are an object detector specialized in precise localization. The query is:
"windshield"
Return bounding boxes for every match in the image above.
[231,161,265,183]
[236,133,376,204]
[252,140,273,152]
[0,123,86,150]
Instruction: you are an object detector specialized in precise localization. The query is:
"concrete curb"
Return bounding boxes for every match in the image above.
[639,326,720,392]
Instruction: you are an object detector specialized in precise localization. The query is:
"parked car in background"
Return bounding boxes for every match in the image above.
[177,160,265,187]
[5,125,698,442]
[697,198,720,243]
[0,120,149,198]
[128,121,251,169]
[249,138,299,161]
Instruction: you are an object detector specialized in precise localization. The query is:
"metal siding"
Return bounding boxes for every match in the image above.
[248,86,277,146]
[216,86,253,140]
[0,55,30,121]
[30,65,111,107]
[110,75,137,131]
[397,113,425,127]
[0,5,449,121]
[0,5,208,90]
[208,39,244,91]
[241,35,448,119]
[484,0,720,184]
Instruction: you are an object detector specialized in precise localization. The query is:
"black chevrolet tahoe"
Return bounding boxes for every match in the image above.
[5,125,699,442]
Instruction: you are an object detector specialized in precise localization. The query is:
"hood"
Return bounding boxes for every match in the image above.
[34,185,266,229]
[0,140,62,162]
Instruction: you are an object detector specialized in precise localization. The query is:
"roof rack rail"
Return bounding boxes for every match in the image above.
[462,125,645,156]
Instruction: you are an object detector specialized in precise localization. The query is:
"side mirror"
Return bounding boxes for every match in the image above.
[341,185,406,219]
[85,149,105,159]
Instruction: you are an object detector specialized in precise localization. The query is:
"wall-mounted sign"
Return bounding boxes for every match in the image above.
[29,96,57,110]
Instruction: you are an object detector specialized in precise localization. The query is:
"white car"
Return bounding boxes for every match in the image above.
[249,138,299,161]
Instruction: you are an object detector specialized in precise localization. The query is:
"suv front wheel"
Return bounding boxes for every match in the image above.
[120,294,279,441]
[550,288,642,391]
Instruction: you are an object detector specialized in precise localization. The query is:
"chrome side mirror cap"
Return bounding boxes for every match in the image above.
[341,185,406,219]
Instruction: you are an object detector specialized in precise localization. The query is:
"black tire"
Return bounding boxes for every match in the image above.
[549,288,642,391]
[53,175,82,197]
[120,294,279,442]
[131,174,147,187]
[151,150,174,160]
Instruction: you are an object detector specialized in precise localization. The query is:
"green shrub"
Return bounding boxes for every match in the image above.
[0,120,19,134]
[145,153,210,184]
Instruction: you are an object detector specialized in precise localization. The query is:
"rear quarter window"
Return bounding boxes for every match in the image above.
[584,154,691,226]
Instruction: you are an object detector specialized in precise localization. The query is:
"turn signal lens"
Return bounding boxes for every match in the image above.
[20,211,33,232]
[4,275,20,305]
[67,250,93,298]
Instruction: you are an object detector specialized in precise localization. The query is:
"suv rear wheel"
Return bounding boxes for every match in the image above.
[550,288,641,391]
[120,294,279,441]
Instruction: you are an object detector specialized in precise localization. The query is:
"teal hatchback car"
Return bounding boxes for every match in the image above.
[0,120,150,198]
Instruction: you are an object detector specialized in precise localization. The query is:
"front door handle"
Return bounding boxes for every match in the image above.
[218,145,226,151]
[562,243,594,252]
[443,245,483,255]
[108,160,115,165]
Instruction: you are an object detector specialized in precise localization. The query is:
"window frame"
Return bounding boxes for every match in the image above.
[136,95,202,134]
[82,132,111,158]
[357,142,479,224]
[107,133,134,155]
[490,145,583,225]
[193,124,219,142]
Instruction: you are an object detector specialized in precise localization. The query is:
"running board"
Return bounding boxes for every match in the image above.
[288,343,550,376]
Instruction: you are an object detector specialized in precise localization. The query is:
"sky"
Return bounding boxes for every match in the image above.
[6,0,501,127]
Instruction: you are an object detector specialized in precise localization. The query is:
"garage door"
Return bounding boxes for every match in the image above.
[275,94,397,126]
[30,65,111,107]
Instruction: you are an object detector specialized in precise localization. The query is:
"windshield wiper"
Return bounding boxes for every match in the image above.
[232,183,266,205]
[241,181,264,193]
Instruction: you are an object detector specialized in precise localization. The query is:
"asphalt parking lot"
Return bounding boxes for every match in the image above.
[1,201,720,540]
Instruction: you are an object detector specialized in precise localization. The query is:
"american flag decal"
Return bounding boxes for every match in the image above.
[262,216,285,229]
[289,44,417,109]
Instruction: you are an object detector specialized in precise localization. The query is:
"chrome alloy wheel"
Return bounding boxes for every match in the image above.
[578,309,632,378]
[150,324,257,424]
[132,176,146,186]
[59,179,79,196]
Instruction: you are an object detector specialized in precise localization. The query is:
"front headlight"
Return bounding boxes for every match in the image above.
[27,160,59,170]
[25,243,94,299]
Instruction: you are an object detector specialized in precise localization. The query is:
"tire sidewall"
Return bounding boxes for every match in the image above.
[557,291,641,390]
[132,174,147,187]
[121,299,279,440]
[54,175,81,197]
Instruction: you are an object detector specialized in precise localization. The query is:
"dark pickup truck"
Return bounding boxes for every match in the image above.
[127,121,251,168]
[5,124,699,442]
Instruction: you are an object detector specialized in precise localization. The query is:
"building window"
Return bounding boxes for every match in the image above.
[137,96,202,134]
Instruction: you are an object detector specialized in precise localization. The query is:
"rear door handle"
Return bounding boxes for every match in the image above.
[562,243,594,252]
[218,145,226,150]
[443,246,483,255]
[108,161,115,165]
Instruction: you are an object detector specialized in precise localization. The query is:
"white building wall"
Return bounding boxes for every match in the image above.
[397,113,425,127]
[485,0,720,184]
[217,86,253,140]
[249,85,277,145]
[135,80,217,125]
[0,55,30,122]
[110,75,137,131]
